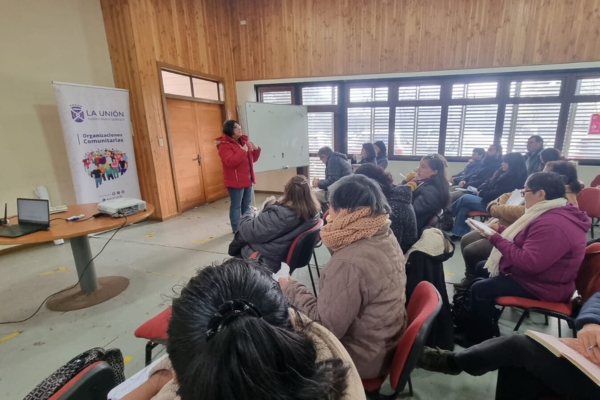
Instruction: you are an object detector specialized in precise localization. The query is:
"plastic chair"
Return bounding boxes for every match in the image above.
[48,361,117,400]
[467,210,490,221]
[134,307,171,365]
[362,282,442,399]
[287,219,324,294]
[591,173,600,188]
[496,243,600,337]
[577,187,600,238]
[427,209,444,227]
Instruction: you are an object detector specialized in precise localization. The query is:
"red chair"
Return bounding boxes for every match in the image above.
[48,361,117,400]
[362,282,442,399]
[578,187,600,238]
[496,243,600,337]
[134,306,172,365]
[468,210,490,221]
[287,219,324,294]
[590,173,600,188]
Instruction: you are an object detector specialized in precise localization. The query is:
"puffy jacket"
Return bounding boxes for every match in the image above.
[283,224,407,379]
[525,148,544,176]
[386,185,418,252]
[487,186,579,226]
[317,152,353,190]
[576,290,600,330]
[452,159,484,185]
[216,134,261,188]
[376,154,389,170]
[412,181,446,234]
[477,170,527,203]
[466,156,502,188]
[490,204,591,302]
[239,203,319,272]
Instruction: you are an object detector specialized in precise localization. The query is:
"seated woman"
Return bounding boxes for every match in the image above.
[122,258,365,400]
[236,175,320,273]
[450,152,527,238]
[463,172,591,345]
[405,154,451,234]
[451,144,503,202]
[280,174,407,379]
[355,164,418,252]
[539,147,562,170]
[373,141,388,170]
[455,160,582,288]
[352,143,378,167]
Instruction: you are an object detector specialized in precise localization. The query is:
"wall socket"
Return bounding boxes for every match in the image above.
[158,138,164,147]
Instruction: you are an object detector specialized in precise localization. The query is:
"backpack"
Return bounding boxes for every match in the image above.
[451,278,483,332]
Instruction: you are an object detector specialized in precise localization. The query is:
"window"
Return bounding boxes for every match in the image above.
[394,106,442,155]
[452,82,497,99]
[576,78,600,96]
[349,87,388,102]
[162,71,192,97]
[307,112,334,179]
[398,85,441,100]
[347,107,389,154]
[192,78,219,101]
[502,104,560,153]
[563,102,600,159]
[161,69,224,101]
[510,80,562,97]
[261,90,293,104]
[302,86,338,105]
[446,105,498,157]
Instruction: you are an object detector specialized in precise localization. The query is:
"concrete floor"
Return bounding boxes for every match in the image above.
[0,194,588,399]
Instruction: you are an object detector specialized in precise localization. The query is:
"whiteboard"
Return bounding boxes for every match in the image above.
[243,102,309,173]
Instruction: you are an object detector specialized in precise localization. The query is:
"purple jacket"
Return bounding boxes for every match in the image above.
[490,204,591,302]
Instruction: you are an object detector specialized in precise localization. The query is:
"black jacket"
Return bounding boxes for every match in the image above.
[465,156,502,188]
[317,152,353,190]
[386,185,418,252]
[239,204,319,272]
[412,181,447,234]
[478,170,527,203]
[525,149,544,176]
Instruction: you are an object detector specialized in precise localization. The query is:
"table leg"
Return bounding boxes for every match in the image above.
[46,235,129,311]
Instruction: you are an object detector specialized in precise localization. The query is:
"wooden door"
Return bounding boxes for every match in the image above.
[167,98,206,211]
[195,102,228,202]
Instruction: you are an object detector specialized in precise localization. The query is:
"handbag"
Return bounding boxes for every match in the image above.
[228,231,247,256]
[451,278,483,332]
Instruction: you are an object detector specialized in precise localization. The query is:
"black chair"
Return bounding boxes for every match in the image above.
[287,219,324,294]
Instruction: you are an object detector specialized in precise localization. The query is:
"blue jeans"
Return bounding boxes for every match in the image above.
[451,194,488,237]
[227,187,253,232]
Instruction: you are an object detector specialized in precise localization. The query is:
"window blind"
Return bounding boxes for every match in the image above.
[347,107,390,154]
[563,102,600,159]
[394,106,441,155]
[261,91,293,104]
[446,104,498,157]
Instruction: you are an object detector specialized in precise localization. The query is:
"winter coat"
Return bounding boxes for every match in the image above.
[576,290,600,330]
[487,186,579,226]
[490,204,591,302]
[215,134,261,189]
[404,228,455,350]
[283,225,407,379]
[412,181,447,234]
[376,154,389,170]
[239,203,319,272]
[525,148,544,176]
[465,156,502,188]
[451,159,484,185]
[317,152,353,190]
[386,185,418,253]
[477,170,527,203]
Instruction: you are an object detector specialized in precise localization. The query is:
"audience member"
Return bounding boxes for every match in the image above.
[455,161,583,288]
[373,141,389,170]
[280,174,407,379]
[355,164,418,252]
[122,259,365,400]
[312,146,353,207]
[418,289,600,400]
[525,135,544,175]
[356,143,377,166]
[449,153,527,238]
[451,144,503,202]
[463,172,590,345]
[236,175,320,273]
[539,147,562,168]
[450,148,486,186]
[405,154,451,234]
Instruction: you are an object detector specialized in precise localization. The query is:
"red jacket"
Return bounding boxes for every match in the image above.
[216,134,261,189]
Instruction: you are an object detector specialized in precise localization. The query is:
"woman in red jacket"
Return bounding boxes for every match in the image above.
[216,120,261,233]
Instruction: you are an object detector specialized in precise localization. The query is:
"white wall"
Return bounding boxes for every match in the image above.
[0,0,114,216]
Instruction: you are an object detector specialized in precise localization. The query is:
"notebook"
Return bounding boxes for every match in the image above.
[505,189,525,206]
[526,330,600,386]
[466,219,496,236]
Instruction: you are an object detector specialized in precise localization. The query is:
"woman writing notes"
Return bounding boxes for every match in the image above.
[216,120,261,233]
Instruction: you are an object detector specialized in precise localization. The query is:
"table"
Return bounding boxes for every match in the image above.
[0,203,154,311]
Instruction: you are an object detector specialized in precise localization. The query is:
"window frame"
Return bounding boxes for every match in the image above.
[255,68,600,165]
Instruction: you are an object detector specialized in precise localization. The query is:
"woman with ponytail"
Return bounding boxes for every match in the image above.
[122,258,364,400]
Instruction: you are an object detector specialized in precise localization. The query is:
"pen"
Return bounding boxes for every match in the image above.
[588,345,597,351]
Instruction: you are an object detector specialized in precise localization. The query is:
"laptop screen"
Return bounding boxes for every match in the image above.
[17,199,49,226]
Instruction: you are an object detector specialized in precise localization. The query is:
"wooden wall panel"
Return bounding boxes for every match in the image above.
[100,0,238,219]
[229,0,600,81]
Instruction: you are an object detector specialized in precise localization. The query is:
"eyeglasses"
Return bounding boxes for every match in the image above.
[520,189,534,197]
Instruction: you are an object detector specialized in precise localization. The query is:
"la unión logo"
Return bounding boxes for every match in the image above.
[71,104,85,123]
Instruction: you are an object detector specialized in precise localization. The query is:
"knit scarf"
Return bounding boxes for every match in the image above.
[321,207,390,252]
[484,198,567,277]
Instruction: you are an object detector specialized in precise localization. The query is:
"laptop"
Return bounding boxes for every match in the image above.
[0,199,50,238]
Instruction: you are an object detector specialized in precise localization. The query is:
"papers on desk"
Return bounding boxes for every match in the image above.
[108,354,168,400]
[466,219,496,236]
[457,186,478,194]
[506,189,525,206]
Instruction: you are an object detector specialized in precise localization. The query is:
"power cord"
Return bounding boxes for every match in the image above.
[0,214,128,325]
